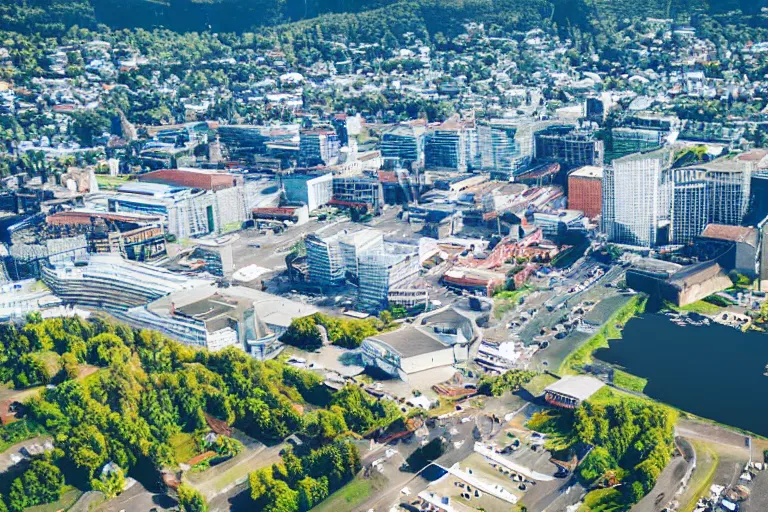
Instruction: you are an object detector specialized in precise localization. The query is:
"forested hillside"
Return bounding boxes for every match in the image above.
[1,0,762,39]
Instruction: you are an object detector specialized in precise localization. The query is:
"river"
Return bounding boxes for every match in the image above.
[595,313,768,437]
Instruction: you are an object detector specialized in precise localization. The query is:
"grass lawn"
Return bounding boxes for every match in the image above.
[26,486,82,512]
[522,373,558,397]
[612,369,647,393]
[492,287,530,319]
[678,440,718,512]
[170,432,199,464]
[95,174,131,189]
[311,472,386,512]
[678,300,722,315]
[559,294,647,375]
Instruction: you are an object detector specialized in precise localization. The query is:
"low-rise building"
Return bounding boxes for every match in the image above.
[360,306,474,380]
[544,375,605,408]
[125,285,318,356]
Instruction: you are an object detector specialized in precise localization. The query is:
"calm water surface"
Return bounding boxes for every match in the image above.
[595,313,768,436]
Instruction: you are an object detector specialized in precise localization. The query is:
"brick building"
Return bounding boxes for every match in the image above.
[567,165,603,219]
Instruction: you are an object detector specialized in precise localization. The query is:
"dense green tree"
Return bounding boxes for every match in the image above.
[177,483,208,512]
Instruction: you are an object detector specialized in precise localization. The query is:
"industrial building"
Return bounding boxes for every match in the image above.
[281,173,333,212]
[360,306,475,380]
[544,376,605,408]
[567,166,603,218]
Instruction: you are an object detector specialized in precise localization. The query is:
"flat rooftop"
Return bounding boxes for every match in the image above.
[369,326,448,359]
[569,165,603,179]
[544,375,605,401]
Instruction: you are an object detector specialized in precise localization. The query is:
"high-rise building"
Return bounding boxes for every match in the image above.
[299,129,340,166]
[381,123,426,168]
[603,148,674,247]
[534,125,604,168]
[567,166,603,218]
[305,233,346,287]
[357,243,420,312]
[339,229,384,281]
[670,168,709,244]
[425,116,469,171]
[605,150,752,247]
[477,120,535,179]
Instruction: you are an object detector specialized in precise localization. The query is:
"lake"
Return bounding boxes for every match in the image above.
[595,313,768,437]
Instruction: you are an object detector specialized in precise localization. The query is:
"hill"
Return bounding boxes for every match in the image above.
[1,0,760,39]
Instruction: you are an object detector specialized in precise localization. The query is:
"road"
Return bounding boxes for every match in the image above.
[632,438,695,512]
[357,415,479,511]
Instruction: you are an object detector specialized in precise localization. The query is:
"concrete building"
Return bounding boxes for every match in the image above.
[138,168,242,191]
[534,126,603,168]
[602,148,674,247]
[567,166,603,218]
[332,176,383,214]
[442,267,506,297]
[544,376,605,409]
[698,224,759,278]
[282,173,333,212]
[42,253,211,311]
[109,181,245,239]
[626,259,732,306]
[360,306,474,380]
[533,210,587,238]
[125,285,318,356]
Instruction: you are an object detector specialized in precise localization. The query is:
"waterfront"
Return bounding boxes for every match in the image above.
[595,313,768,437]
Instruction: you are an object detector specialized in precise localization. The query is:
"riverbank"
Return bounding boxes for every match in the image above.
[594,311,768,438]
[558,293,647,375]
